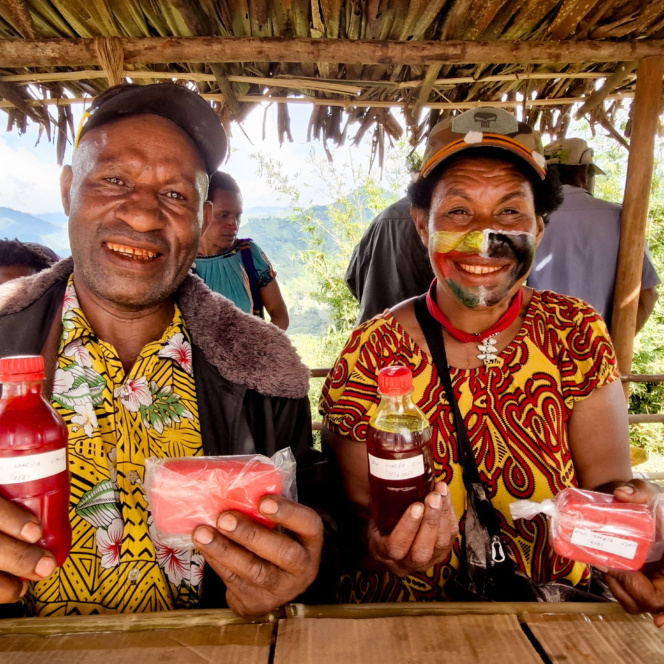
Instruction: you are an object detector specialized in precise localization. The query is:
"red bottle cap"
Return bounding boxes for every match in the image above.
[0,355,45,382]
[378,365,413,396]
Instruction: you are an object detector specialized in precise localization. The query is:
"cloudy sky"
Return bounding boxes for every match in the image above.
[0,100,394,218]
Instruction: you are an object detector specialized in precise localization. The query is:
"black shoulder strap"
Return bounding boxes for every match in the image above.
[413,295,548,601]
[413,294,510,558]
[413,295,482,488]
[238,239,264,319]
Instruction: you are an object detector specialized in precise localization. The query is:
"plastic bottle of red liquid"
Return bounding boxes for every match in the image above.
[0,356,71,567]
[367,366,435,535]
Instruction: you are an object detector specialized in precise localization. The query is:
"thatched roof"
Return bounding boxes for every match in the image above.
[1,0,663,163]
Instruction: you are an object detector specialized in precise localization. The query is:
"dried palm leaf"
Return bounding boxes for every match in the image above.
[48,0,96,37]
[277,99,293,144]
[138,0,170,36]
[465,0,512,40]
[1,0,37,38]
[548,0,604,40]
[86,0,121,36]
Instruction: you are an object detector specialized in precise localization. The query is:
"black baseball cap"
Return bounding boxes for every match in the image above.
[75,83,227,174]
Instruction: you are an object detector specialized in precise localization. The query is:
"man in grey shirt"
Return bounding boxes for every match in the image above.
[528,137,660,333]
[346,197,434,325]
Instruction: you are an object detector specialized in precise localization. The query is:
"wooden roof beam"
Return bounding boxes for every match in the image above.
[1,37,664,69]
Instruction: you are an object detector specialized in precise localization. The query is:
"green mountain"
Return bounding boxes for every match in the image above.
[240,192,384,335]
[1,191,382,336]
[0,207,70,257]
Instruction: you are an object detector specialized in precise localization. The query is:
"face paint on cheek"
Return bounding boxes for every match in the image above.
[446,279,483,308]
[429,228,536,309]
[430,230,484,255]
[430,229,484,280]
[485,230,536,282]
[430,230,487,308]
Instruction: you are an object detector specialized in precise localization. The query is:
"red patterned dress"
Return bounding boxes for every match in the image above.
[320,290,620,602]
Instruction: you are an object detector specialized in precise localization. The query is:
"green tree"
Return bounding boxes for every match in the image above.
[253,143,415,432]
[577,112,664,467]
[254,145,409,366]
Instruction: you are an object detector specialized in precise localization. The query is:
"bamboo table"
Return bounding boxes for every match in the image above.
[0,602,662,664]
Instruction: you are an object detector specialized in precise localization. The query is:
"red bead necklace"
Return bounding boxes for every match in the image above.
[425,279,524,344]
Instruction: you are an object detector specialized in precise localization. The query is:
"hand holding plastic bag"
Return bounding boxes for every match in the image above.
[600,481,664,628]
[511,487,655,571]
[145,448,297,549]
[145,448,323,618]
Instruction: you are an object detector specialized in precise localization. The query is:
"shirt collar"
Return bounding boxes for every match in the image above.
[59,275,189,357]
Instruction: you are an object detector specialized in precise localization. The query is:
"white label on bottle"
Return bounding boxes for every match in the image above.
[569,527,638,560]
[368,453,425,481]
[0,449,67,485]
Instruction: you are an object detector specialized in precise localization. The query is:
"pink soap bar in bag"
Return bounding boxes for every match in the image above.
[148,457,283,537]
[552,488,654,571]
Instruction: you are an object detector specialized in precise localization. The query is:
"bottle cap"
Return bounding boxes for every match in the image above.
[0,355,45,382]
[378,365,413,396]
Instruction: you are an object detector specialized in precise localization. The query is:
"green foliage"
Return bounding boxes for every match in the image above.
[252,143,414,430]
[254,146,405,362]
[573,113,664,468]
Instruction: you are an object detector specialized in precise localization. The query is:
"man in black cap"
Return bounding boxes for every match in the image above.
[0,83,326,618]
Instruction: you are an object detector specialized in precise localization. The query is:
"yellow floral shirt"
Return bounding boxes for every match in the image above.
[28,276,204,616]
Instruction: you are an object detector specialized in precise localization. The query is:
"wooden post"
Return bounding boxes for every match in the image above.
[611,56,664,387]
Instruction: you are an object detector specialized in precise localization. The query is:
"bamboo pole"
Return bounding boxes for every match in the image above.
[0,70,638,87]
[629,414,664,424]
[0,37,664,69]
[0,608,273,636]
[611,56,664,385]
[284,602,630,619]
[0,602,632,637]
[0,91,635,112]
[621,373,664,383]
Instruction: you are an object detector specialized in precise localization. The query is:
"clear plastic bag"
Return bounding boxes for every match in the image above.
[510,487,655,571]
[144,448,297,549]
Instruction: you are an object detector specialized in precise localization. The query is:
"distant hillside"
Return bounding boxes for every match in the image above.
[244,205,288,218]
[38,211,68,226]
[240,192,385,335]
[0,208,70,257]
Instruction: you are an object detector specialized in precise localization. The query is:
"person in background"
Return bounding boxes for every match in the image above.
[195,172,289,330]
[0,82,326,618]
[346,156,432,327]
[527,137,660,333]
[0,239,58,285]
[346,197,434,325]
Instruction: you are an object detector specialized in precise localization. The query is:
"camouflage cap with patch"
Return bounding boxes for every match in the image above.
[420,107,547,180]
[544,137,606,175]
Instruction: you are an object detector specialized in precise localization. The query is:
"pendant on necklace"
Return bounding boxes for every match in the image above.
[477,334,499,365]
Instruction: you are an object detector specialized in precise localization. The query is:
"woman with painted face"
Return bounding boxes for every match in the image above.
[320,108,660,613]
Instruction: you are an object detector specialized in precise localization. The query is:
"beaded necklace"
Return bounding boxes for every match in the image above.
[425,279,524,364]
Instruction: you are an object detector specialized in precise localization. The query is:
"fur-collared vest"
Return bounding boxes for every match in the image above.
[0,258,313,461]
[0,260,342,608]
